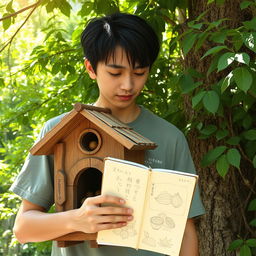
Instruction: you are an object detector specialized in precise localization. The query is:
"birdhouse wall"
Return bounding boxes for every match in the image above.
[61,120,125,175]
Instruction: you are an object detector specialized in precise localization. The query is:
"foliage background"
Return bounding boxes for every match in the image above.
[0,0,255,255]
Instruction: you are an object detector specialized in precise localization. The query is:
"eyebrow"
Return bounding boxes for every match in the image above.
[106,64,147,69]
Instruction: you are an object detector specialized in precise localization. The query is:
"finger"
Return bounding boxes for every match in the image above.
[94,206,133,216]
[96,222,128,231]
[85,194,126,206]
[97,214,133,224]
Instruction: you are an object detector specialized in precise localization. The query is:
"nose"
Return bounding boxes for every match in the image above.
[120,75,134,92]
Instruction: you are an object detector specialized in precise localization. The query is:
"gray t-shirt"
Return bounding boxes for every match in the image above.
[10,106,205,256]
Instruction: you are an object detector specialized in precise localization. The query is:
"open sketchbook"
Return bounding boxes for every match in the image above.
[97,157,198,255]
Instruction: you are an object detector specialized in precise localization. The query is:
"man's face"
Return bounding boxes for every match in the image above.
[85,46,150,111]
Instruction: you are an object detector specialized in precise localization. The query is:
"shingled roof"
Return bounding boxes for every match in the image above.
[30,103,157,155]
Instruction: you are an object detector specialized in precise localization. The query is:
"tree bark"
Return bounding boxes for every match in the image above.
[184,1,254,255]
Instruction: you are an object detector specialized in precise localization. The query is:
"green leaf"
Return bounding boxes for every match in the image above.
[203,90,220,113]
[242,32,256,53]
[227,148,241,169]
[246,239,256,247]
[207,54,219,76]
[243,129,256,140]
[201,45,228,59]
[216,0,225,5]
[182,33,198,55]
[6,0,15,13]
[227,136,240,145]
[249,219,256,227]
[2,13,11,31]
[253,155,256,168]
[240,1,253,10]
[234,53,250,65]
[243,17,256,30]
[233,67,252,92]
[59,0,72,17]
[228,239,244,251]
[179,74,201,94]
[192,91,206,108]
[201,146,227,167]
[210,32,226,44]
[221,71,233,93]
[216,154,229,177]
[188,21,203,30]
[200,125,218,136]
[216,129,229,140]
[248,199,256,211]
[240,244,252,256]
[217,52,235,72]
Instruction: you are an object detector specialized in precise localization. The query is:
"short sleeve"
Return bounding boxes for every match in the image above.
[174,134,205,218]
[9,115,65,210]
[10,154,54,210]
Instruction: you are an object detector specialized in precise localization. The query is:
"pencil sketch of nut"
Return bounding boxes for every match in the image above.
[113,222,137,239]
[158,237,173,248]
[142,232,156,247]
[171,193,183,208]
[165,216,175,229]
[155,191,172,205]
[150,215,164,230]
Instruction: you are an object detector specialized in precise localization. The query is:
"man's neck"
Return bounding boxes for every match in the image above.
[94,101,141,124]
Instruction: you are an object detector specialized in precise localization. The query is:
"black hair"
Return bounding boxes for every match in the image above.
[81,13,160,72]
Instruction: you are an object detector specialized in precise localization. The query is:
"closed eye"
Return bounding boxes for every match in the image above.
[108,72,121,77]
[134,72,145,76]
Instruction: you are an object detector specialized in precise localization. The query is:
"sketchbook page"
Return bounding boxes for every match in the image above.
[97,158,150,249]
[153,168,198,178]
[138,171,197,255]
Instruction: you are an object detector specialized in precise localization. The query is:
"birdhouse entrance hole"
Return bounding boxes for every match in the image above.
[79,129,101,154]
[75,167,102,208]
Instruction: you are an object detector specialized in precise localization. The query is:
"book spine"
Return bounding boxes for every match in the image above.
[136,169,152,250]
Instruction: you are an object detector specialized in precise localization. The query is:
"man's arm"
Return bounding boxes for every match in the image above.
[13,195,133,243]
[179,218,199,256]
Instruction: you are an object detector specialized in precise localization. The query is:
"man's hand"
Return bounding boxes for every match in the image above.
[71,194,134,233]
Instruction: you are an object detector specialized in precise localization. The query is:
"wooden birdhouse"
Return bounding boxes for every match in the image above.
[30,103,157,248]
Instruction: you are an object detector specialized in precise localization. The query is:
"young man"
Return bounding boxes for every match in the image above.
[11,13,204,256]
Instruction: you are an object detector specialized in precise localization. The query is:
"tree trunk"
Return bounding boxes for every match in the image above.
[184,1,253,255]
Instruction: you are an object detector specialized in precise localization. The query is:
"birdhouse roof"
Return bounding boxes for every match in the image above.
[30,103,157,155]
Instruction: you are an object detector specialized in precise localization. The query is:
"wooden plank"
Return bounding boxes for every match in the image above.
[101,112,132,129]
[54,232,97,241]
[125,129,156,145]
[73,103,111,114]
[54,143,66,209]
[88,110,131,129]
[80,110,136,150]
[30,110,84,155]
[114,128,145,144]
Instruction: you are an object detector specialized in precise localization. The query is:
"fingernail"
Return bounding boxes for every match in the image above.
[127,208,133,214]
[120,199,125,204]
[127,216,133,220]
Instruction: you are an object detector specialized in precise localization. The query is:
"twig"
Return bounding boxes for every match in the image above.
[0,1,40,53]
[2,70,85,126]
[0,1,40,22]
[9,48,79,76]
[231,170,256,237]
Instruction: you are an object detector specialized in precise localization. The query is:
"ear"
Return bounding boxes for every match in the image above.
[84,59,97,79]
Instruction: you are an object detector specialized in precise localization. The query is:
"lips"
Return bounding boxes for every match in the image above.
[117,95,133,101]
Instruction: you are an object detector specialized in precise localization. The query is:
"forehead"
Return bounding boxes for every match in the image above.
[104,46,148,69]
[105,46,130,64]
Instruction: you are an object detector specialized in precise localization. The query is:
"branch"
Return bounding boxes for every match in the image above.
[0,1,40,53]
[162,14,177,27]
[0,1,41,22]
